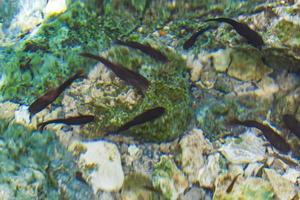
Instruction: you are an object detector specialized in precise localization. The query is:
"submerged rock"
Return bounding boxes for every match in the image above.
[121,173,163,200]
[198,153,221,189]
[78,140,124,193]
[227,48,272,81]
[264,168,297,200]
[179,128,213,183]
[214,175,274,200]
[219,130,266,164]
[0,119,94,199]
[152,155,188,200]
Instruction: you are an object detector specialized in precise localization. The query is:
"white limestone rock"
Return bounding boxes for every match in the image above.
[78,140,124,193]
[219,129,266,164]
[180,128,213,183]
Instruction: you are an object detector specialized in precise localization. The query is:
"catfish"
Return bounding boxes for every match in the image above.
[29,70,85,116]
[205,17,264,48]
[229,119,291,154]
[80,52,150,93]
[37,115,95,131]
[183,26,211,50]
[117,107,165,132]
[114,40,168,63]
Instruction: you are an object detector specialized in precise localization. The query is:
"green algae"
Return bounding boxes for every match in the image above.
[0,119,94,199]
[152,155,188,200]
[72,43,192,142]
[274,19,300,48]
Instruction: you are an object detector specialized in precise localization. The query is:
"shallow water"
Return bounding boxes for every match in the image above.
[0,0,299,199]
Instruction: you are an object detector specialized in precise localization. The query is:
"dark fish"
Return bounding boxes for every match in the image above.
[205,17,264,48]
[117,107,165,132]
[114,40,168,63]
[282,114,300,139]
[226,174,241,193]
[80,52,150,92]
[37,115,95,130]
[183,26,211,50]
[75,171,88,185]
[229,119,291,154]
[29,70,85,116]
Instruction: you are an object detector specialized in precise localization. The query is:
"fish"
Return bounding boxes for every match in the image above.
[226,174,241,193]
[37,115,95,131]
[28,70,85,116]
[117,107,165,132]
[79,52,150,92]
[114,40,168,63]
[75,171,88,185]
[183,26,211,50]
[229,119,291,154]
[282,114,300,139]
[205,17,264,48]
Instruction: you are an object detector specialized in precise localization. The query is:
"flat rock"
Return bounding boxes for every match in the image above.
[219,129,266,164]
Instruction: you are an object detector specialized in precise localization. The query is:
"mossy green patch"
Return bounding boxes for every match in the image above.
[274,19,300,48]
[71,43,192,142]
[0,120,94,199]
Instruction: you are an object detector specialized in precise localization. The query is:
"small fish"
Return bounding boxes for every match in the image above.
[226,174,241,193]
[205,17,264,48]
[117,107,165,132]
[37,115,95,130]
[183,26,211,50]
[282,114,300,139]
[114,40,168,63]
[29,70,85,116]
[75,171,88,185]
[80,52,150,92]
[229,119,291,154]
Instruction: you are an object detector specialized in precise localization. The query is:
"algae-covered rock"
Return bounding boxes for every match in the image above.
[152,155,188,200]
[0,120,94,199]
[227,48,272,81]
[121,173,164,200]
[63,45,192,142]
[213,175,274,200]
[274,19,300,49]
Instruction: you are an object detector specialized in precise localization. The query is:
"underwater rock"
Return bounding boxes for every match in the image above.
[244,162,264,177]
[179,128,213,183]
[211,48,231,73]
[121,173,163,200]
[0,101,19,120]
[227,47,272,81]
[181,187,210,200]
[213,175,274,200]
[274,19,300,49]
[219,129,266,164]
[78,140,124,193]
[152,155,188,200]
[14,105,30,125]
[283,168,300,184]
[0,120,94,199]
[44,0,67,18]
[64,45,192,142]
[264,168,297,200]
[198,153,221,189]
